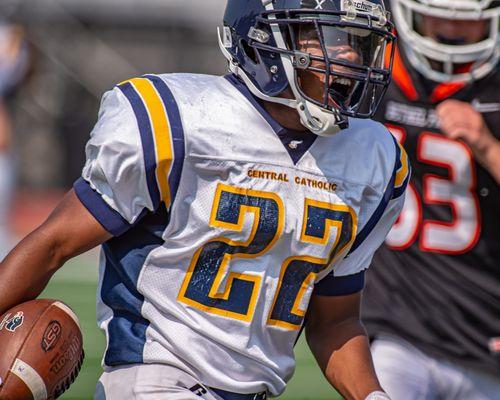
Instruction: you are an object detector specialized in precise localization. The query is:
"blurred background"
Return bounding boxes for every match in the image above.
[0,1,340,398]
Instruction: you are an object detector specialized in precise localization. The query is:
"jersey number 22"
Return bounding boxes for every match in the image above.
[178,184,356,330]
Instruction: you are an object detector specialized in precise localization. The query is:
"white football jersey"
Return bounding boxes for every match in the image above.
[74,73,409,396]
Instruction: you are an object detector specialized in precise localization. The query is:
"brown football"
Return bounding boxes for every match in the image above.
[0,299,84,400]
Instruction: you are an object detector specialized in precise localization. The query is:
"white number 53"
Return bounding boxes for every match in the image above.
[386,127,481,255]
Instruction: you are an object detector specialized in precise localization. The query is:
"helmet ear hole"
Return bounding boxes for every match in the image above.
[240,39,259,64]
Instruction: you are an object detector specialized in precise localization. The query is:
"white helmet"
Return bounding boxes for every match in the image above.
[391,0,500,82]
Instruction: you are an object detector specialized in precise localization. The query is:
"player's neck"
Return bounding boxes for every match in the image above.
[261,98,309,133]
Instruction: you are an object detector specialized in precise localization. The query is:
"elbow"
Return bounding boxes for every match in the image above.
[27,223,73,273]
[47,231,78,269]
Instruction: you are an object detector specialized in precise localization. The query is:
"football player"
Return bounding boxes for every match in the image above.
[0,1,408,399]
[361,0,500,398]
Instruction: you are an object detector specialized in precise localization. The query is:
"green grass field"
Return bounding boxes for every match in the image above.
[41,252,341,400]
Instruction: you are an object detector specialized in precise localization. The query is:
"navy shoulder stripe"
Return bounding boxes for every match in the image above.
[118,80,162,209]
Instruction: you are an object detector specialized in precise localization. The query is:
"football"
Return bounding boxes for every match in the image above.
[0,299,84,400]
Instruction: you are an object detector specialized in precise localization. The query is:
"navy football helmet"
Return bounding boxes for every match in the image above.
[220,0,396,136]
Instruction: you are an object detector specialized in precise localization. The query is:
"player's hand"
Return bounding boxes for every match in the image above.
[437,99,500,183]
[436,99,495,154]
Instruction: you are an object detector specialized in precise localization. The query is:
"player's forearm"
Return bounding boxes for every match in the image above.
[474,136,500,184]
[0,190,112,314]
[0,225,67,314]
[306,317,383,400]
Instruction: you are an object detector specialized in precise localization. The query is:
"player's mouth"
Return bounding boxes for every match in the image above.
[329,76,353,104]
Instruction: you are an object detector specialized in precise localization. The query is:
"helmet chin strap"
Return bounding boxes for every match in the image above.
[218,28,343,137]
[296,100,343,137]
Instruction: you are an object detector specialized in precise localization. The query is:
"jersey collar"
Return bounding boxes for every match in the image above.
[224,74,317,164]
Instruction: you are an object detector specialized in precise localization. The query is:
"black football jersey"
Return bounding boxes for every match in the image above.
[361,46,500,374]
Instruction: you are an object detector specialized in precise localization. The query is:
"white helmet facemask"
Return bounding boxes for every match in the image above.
[392,0,500,83]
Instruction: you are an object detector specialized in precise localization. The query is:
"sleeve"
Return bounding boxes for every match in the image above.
[74,75,185,236]
[313,270,366,297]
[314,134,410,295]
[333,194,406,276]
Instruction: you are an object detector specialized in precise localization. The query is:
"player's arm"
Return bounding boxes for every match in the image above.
[0,190,112,315]
[437,99,500,183]
[305,129,411,399]
[306,290,384,400]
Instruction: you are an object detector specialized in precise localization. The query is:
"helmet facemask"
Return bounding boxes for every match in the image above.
[284,16,393,119]
[219,2,396,136]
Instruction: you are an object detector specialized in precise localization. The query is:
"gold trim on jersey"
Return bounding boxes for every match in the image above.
[267,254,326,330]
[395,141,410,189]
[267,199,357,330]
[126,77,174,207]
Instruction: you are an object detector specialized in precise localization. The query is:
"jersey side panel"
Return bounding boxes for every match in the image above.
[75,76,186,366]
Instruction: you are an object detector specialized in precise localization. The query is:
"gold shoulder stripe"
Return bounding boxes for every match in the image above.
[118,77,134,86]
[129,77,173,207]
[395,141,409,188]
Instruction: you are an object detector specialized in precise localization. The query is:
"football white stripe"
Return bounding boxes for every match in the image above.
[53,301,81,330]
[11,359,48,400]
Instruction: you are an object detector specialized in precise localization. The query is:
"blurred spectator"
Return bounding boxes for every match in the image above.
[0,21,29,255]
[362,0,500,399]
